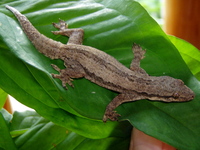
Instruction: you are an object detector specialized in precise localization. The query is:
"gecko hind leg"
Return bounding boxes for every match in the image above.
[103,93,146,122]
[130,44,148,76]
[52,19,84,45]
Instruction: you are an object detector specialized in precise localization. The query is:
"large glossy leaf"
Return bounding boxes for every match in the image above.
[0,0,200,149]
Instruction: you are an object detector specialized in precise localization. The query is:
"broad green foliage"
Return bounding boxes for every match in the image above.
[169,35,200,80]
[0,0,200,149]
[0,109,130,150]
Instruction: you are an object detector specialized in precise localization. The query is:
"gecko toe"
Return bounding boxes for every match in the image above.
[52,19,68,31]
[51,64,61,72]
[103,111,121,122]
[52,74,74,89]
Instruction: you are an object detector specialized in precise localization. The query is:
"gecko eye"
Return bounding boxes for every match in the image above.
[170,79,184,88]
[177,79,184,86]
[173,92,180,98]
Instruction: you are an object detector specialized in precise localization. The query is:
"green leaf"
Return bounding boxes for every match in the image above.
[53,131,130,150]
[8,110,68,150]
[10,110,41,131]
[10,129,29,138]
[0,0,200,149]
[15,122,68,150]
[73,137,130,150]
[52,132,86,150]
[81,138,129,150]
[3,110,76,150]
[0,109,17,150]
[0,89,7,108]
[7,110,130,150]
[10,111,130,150]
[169,35,200,80]
[0,108,12,124]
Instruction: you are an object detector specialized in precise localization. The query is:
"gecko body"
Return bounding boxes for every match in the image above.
[6,6,194,122]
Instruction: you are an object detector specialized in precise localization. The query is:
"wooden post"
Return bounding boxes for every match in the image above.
[164,0,200,49]
[3,97,12,114]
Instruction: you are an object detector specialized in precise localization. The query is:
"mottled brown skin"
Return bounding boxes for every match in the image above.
[6,6,195,122]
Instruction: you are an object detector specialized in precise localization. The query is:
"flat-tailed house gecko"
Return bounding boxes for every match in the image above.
[6,5,194,122]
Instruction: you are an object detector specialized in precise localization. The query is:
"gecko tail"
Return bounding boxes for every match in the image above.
[6,5,63,59]
[6,5,20,16]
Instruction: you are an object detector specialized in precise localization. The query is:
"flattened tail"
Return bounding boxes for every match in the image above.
[6,5,63,59]
[6,5,19,16]
[6,5,44,41]
[5,5,29,26]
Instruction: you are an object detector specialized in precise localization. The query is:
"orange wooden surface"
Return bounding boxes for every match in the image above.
[3,97,12,114]
[164,0,200,49]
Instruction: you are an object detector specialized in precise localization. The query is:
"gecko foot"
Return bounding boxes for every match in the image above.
[52,19,68,31]
[51,64,74,89]
[132,43,146,60]
[52,19,84,45]
[103,110,121,122]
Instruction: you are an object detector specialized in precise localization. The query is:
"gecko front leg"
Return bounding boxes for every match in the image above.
[52,19,84,45]
[103,93,147,122]
[51,64,74,88]
[50,20,86,88]
[51,60,86,89]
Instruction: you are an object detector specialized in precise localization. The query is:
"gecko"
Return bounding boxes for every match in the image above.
[6,5,195,122]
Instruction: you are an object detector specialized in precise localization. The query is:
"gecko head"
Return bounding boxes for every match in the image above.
[161,77,195,102]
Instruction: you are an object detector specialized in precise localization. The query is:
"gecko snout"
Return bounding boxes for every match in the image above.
[175,86,195,102]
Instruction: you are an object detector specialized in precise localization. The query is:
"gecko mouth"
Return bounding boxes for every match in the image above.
[144,92,195,102]
[160,94,194,102]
